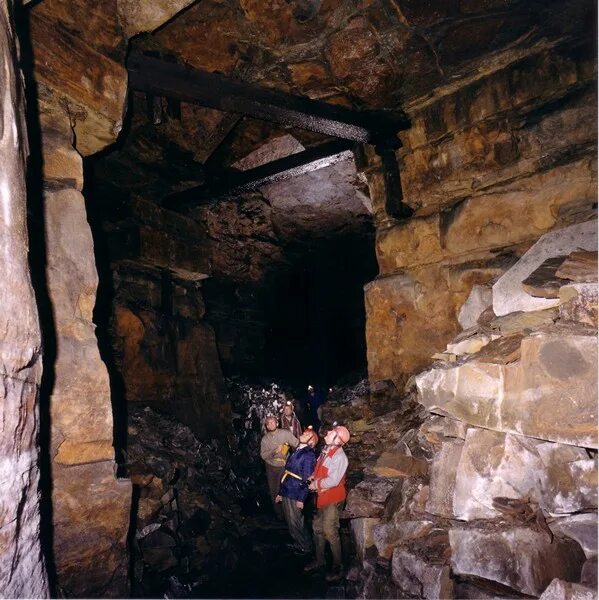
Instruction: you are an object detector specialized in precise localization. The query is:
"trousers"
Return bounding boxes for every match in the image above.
[265,463,285,518]
[281,496,312,553]
[313,501,342,567]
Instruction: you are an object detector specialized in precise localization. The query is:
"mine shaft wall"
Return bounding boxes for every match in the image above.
[364,37,597,388]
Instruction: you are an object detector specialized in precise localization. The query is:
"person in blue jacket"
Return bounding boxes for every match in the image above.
[276,426,319,554]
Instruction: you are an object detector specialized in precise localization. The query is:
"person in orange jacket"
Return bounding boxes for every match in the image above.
[304,424,350,581]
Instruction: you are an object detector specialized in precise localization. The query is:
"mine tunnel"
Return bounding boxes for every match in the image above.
[1,0,598,599]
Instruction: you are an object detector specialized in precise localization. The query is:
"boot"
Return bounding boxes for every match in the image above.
[303,559,325,573]
[325,564,343,582]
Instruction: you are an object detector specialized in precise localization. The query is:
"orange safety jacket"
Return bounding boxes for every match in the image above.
[313,446,347,508]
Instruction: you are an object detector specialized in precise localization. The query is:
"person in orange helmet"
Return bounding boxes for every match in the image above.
[304,423,350,581]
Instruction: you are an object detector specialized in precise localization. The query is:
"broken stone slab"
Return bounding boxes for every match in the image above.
[489,307,558,335]
[459,284,493,330]
[452,428,596,519]
[343,488,384,519]
[446,332,500,355]
[521,256,569,299]
[117,0,196,38]
[555,251,598,283]
[449,526,586,596]
[416,332,598,448]
[493,221,597,316]
[559,284,598,328]
[392,546,454,599]
[539,578,598,600]
[581,556,598,587]
[549,514,598,558]
[420,414,469,440]
[350,517,380,561]
[373,520,434,559]
[468,332,524,364]
[426,438,464,518]
[369,450,428,479]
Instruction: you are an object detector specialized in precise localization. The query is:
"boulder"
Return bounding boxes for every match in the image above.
[426,438,464,517]
[373,520,434,559]
[417,332,598,448]
[449,526,586,596]
[453,428,596,519]
[550,514,598,558]
[392,546,454,599]
[350,518,380,561]
[343,478,395,518]
[581,556,598,587]
[492,221,597,316]
[559,284,598,328]
[458,284,493,329]
[539,579,597,600]
[370,450,428,478]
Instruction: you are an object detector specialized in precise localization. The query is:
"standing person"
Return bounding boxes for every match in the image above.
[280,399,302,439]
[305,384,325,432]
[260,414,298,518]
[304,424,350,582]
[275,426,319,554]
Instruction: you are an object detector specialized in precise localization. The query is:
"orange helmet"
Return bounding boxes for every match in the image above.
[333,425,350,445]
[303,425,318,447]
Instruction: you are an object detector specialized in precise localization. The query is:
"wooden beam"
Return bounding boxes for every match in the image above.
[163,139,355,210]
[127,52,409,144]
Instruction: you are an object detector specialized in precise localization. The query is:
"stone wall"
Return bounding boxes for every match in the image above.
[0,2,48,596]
[364,36,597,388]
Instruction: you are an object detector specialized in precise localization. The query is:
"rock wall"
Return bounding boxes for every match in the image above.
[0,2,48,596]
[364,36,597,387]
[28,3,133,595]
[326,245,597,597]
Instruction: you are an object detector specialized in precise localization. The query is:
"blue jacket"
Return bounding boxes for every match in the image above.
[279,445,316,502]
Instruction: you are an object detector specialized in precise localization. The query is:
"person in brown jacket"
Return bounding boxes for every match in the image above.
[260,414,298,518]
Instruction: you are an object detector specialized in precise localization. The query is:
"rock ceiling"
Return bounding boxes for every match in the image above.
[84,0,592,238]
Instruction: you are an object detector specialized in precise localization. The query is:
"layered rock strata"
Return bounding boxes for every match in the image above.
[364,35,597,388]
[0,2,48,596]
[333,238,598,599]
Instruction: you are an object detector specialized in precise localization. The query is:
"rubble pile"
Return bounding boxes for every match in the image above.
[328,226,598,599]
[126,379,295,597]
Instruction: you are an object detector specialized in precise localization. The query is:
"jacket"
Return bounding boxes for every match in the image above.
[279,445,316,502]
[313,445,348,508]
[260,428,298,467]
[281,413,302,439]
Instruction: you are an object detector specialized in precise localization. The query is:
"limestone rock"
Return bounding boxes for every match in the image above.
[416,332,598,448]
[117,0,196,38]
[0,5,47,596]
[426,438,463,518]
[559,284,598,328]
[555,251,598,283]
[458,284,493,329]
[549,514,598,559]
[343,478,395,518]
[351,517,380,561]
[581,557,598,587]
[392,546,454,599]
[371,450,428,479]
[449,526,586,596]
[53,462,132,597]
[521,256,569,299]
[452,428,596,519]
[446,332,499,355]
[493,221,597,316]
[539,579,598,600]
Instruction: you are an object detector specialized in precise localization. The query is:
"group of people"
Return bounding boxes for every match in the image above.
[259,393,350,582]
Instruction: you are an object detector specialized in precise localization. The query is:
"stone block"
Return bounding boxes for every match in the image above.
[458,284,493,329]
[343,479,395,518]
[493,221,597,316]
[446,332,499,355]
[392,547,454,599]
[453,428,595,519]
[581,556,598,587]
[371,450,428,478]
[550,514,598,558]
[117,0,196,38]
[559,284,598,328]
[350,518,380,561]
[417,333,598,448]
[539,579,598,600]
[555,251,598,283]
[426,438,463,517]
[449,526,586,596]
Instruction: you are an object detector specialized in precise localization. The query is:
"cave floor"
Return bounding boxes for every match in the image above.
[192,513,343,599]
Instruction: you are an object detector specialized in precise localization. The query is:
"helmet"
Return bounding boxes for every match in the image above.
[303,425,318,447]
[333,425,350,445]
